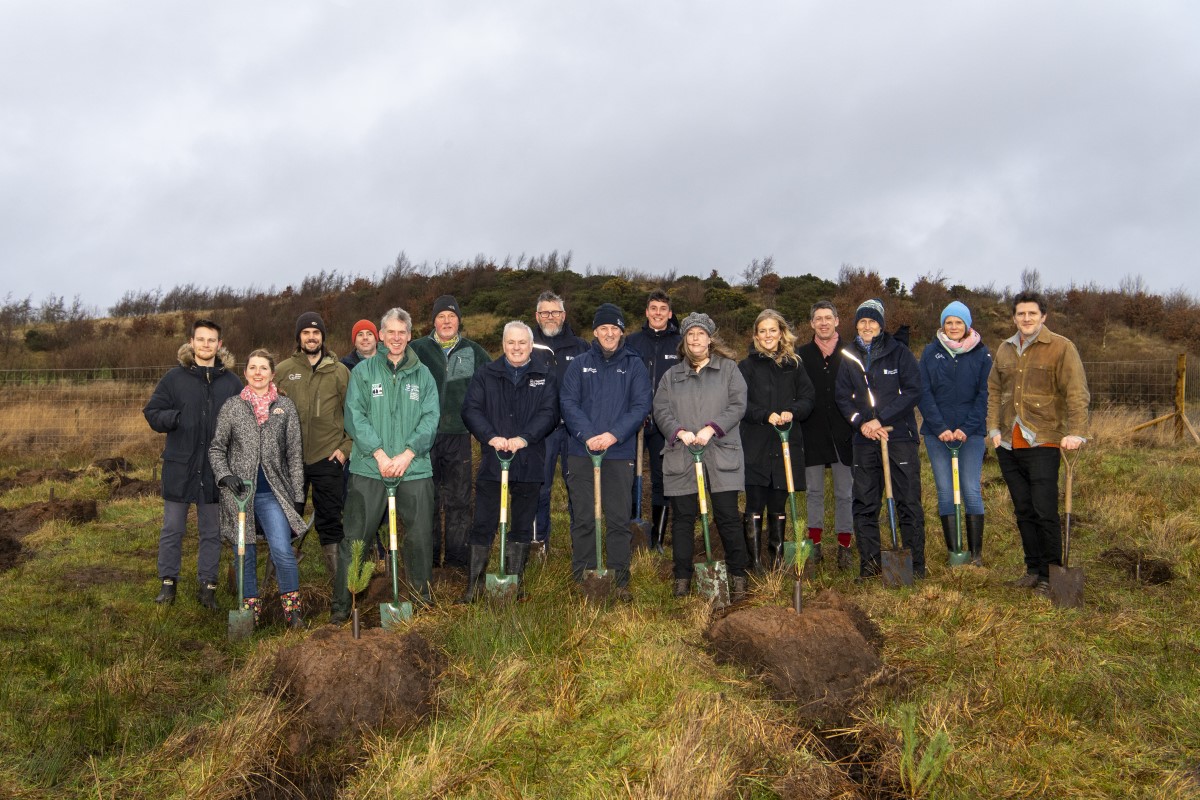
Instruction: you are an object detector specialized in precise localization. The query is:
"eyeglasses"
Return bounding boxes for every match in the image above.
[536,310,565,318]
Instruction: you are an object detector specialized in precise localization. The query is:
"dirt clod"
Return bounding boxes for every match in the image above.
[1100,547,1175,584]
[271,627,443,749]
[0,468,80,493]
[109,475,160,500]
[0,498,99,572]
[90,457,132,474]
[705,589,883,721]
[579,573,613,602]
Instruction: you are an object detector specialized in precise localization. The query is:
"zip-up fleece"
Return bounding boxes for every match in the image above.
[835,332,921,443]
[560,340,652,460]
[343,348,440,481]
[275,350,353,464]
[410,334,491,435]
[626,317,682,398]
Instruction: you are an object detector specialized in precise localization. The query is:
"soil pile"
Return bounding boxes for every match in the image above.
[0,468,79,493]
[90,457,132,473]
[0,498,99,571]
[109,474,160,500]
[271,627,443,749]
[705,589,883,720]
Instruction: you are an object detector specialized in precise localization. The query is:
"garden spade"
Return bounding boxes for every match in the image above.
[227,490,255,642]
[582,449,612,587]
[1049,449,1085,608]
[776,422,813,577]
[380,477,413,628]
[689,444,730,606]
[879,431,914,588]
[485,452,520,598]
[946,442,971,567]
[631,427,647,539]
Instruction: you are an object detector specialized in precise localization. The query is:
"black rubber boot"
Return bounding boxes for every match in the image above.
[766,514,787,570]
[743,512,763,574]
[505,541,531,599]
[154,578,177,605]
[196,582,218,610]
[322,543,338,577]
[966,514,984,566]
[940,515,956,551]
[457,545,491,604]
[649,505,668,554]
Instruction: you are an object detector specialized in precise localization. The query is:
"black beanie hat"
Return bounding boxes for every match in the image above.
[592,302,626,331]
[295,311,327,340]
[432,295,461,321]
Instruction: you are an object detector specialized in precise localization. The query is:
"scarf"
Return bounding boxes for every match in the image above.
[240,382,277,425]
[815,332,839,359]
[938,328,981,356]
[438,334,460,356]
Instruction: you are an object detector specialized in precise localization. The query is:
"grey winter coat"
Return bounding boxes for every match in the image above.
[208,392,306,544]
[652,355,748,496]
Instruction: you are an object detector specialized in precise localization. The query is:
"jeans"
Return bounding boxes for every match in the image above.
[157,500,221,584]
[566,455,634,584]
[536,425,573,547]
[996,446,1062,579]
[805,462,853,533]
[924,435,986,516]
[852,438,926,575]
[241,491,299,596]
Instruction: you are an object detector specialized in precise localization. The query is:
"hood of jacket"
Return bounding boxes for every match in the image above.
[177,342,236,371]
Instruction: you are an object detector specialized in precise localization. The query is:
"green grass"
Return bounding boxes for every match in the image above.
[0,443,1198,798]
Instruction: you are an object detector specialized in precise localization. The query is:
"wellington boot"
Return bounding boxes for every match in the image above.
[966,514,985,566]
[457,544,491,604]
[505,541,531,599]
[649,505,668,554]
[322,543,338,577]
[730,575,749,603]
[197,582,219,611]
[940,515,956,551]
[673,578,690,597]
[154,578,177,605]
[766,514,787,570]
[836,543,854,571]
[743,513,763,574]
[281,590,304,629]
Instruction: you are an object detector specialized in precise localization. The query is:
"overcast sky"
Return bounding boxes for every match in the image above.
[3,2,1198,314]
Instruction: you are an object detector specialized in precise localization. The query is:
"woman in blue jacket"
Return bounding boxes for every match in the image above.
[918,301,990,565]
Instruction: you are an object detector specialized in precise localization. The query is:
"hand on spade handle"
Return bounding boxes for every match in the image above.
[861,419,888,441]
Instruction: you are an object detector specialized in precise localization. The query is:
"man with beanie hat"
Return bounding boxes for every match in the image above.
[560,303,652,601]
[276,312,353,578]
[410,295,492,572]
[835,298,927,580]
[341,319,378,371]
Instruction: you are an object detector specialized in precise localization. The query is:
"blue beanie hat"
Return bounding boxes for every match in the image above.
[854,298,885,326]
[940,300,972,329]
[592,302,626,331]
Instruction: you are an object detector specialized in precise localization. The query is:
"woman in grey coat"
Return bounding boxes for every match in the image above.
[209,349,307,628]
[652,313,750,600]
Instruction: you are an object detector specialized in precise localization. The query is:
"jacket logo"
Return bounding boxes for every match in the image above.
[272,407,285,415]
[405,383,421,401]
[371,383,384,397]
[529,379,546,387]
[287,373,302,381]
[564,355,575,361]
[617,368,626,374]
[883,368,898,375]
[582,367,597,373]
[933,353,946,360]
[664,354,678,360]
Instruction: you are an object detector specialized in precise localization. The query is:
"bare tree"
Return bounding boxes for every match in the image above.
[1020,268,1043,294]
[741,255,775,287]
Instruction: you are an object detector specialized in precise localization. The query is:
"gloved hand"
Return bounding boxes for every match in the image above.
[219,475,246,495]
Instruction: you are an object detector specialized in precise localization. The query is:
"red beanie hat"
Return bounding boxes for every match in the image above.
[351,319,378,341]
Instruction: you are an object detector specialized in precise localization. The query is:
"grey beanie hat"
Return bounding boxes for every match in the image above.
[679,312,716,337]
[854,298,885,326]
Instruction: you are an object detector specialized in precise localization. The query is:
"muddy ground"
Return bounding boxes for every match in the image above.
[0,498,99,571]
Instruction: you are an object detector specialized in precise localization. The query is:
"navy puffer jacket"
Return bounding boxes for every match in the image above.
[560,341,652,460]
[918,339,991,437]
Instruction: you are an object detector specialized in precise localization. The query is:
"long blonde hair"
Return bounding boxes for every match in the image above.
[751,309,799,366]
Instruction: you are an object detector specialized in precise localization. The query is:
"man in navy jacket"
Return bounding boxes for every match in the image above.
[560,303,652,600]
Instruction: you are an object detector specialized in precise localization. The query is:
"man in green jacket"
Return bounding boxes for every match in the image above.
[409,295,491,572]
[276,311,352,579]
[332,307,440,622]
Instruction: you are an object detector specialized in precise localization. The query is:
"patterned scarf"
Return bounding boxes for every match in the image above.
[937,328,981,356]
[240,382,277,425]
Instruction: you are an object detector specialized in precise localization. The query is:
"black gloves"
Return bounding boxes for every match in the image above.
[219,475,246,495]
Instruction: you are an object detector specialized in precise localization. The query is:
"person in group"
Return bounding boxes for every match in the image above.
[560,303,651,601]
[340,319,378,371]
[798,301,856,571]
[653,312,750,599]
[143,319,243,609]
[625,289,682,552]
[835,299,927,579]
[919,301,991,566]
[276,312,352,579]
[738,309,815,571]
[530,291,589,553]
[987,291,1089,595]
[209,349,308,628]
[459,321,559,602]
[333,308,439,623]
[410,295,490,572]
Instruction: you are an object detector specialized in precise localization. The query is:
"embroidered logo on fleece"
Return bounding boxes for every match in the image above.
[371,383,384,398]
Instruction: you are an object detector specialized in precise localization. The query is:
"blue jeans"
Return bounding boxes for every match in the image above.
[923,435,986,516]
[242,491,299,596]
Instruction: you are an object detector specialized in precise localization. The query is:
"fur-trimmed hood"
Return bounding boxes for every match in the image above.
[177,342,237,371]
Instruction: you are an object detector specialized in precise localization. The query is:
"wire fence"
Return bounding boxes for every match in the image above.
[0,356,1196,460]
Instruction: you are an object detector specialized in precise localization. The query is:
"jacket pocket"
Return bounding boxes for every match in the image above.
[708,440,743,473]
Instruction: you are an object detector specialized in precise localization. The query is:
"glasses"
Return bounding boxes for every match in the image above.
[536,310,565,318]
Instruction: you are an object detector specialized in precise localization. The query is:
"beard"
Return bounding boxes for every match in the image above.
[540,322,562,337]
[301,339,323,355]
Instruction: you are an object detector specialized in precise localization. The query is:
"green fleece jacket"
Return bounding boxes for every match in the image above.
[275,350,353,465]
[343,347,440,482]
[409,334,491,435]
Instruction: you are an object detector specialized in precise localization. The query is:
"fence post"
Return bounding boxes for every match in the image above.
[1177,353,1187,443]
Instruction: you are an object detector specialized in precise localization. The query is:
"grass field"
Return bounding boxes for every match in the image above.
[1,412,1198,799]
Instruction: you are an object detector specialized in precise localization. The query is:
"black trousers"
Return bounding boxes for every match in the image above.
[745,484,788,518]
[996,445,1062,580]
[669,489,748,579]
[431,432,473,570]
[852,438,926,575]
[468,477,539,548]
[303,457,345,547]
[566,455,634,584]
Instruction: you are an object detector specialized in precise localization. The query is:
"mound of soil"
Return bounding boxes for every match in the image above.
[0,499,98,539]
[90,457,133,473]
[0,468,80,493]
[704,589,884,721]
[109,475,161,500]
[271,627,443,749]
[1100,546,1175,584]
